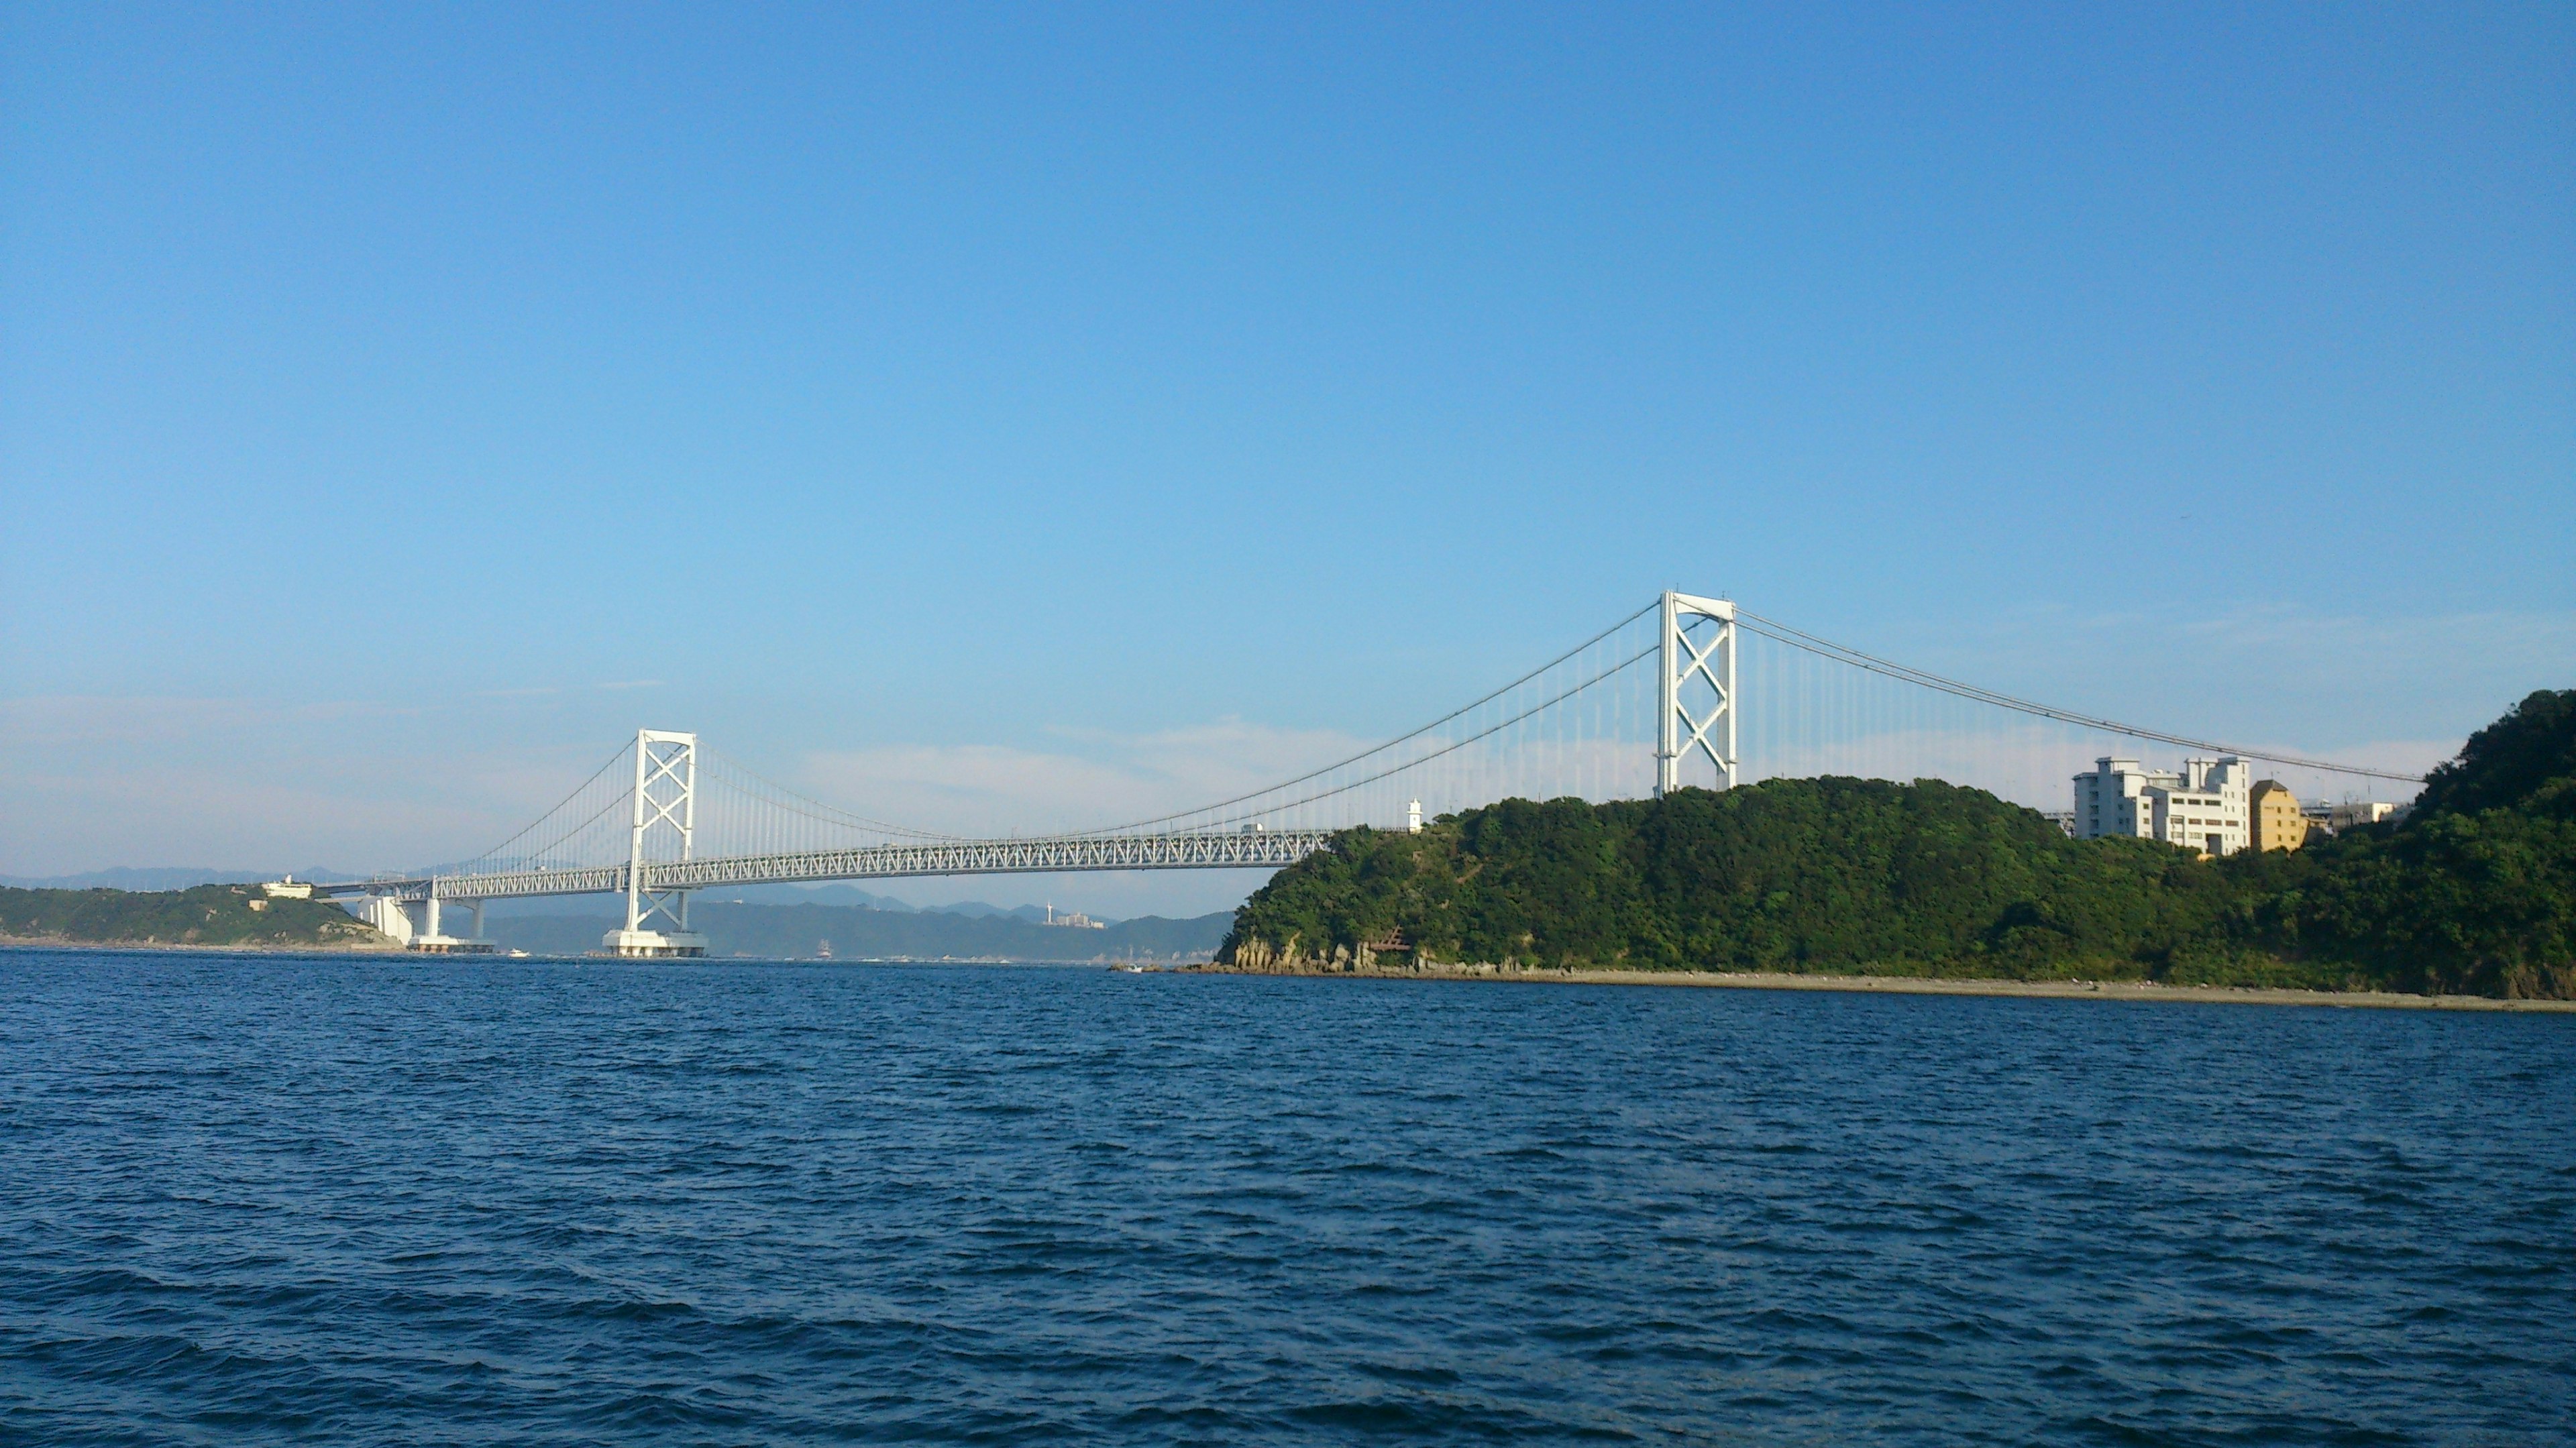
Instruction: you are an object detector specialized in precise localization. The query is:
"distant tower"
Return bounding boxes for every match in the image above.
[1657,592,1737,795]
[604,728,708,956]
[1407,799,1423,832]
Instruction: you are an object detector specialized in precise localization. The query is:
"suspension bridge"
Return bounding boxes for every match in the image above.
[314,592,2422,955]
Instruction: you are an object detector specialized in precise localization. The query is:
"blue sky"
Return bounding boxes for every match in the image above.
[3,3,2569,911]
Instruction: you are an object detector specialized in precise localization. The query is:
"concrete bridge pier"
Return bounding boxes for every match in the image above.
[407,892,496,955]
[602,887,706,958]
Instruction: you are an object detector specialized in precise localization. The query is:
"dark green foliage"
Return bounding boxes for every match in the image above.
[2233,689,2576,997]
[1226,779,2259,981]
[2410,690,2576,822]
[1224,691,2576,998]
[0,884,388,948]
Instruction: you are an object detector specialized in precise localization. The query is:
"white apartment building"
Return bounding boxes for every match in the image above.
[2072,755,2253,856]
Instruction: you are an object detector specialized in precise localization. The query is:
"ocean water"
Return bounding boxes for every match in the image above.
[1,951,2570,1445]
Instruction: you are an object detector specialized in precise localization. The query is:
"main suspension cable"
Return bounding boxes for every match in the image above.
[1078,598,1660,835]
[1168,643,1660,833]
[458,740,635,869]
[698,748,963,840]
[1733,610,2425,783]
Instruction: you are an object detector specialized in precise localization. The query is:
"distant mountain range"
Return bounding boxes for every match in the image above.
[675,883,1091,922]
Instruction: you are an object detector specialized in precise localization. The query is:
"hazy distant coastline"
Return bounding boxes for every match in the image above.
[0,887,1230,964]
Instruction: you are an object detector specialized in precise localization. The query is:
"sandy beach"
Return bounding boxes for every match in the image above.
[12,940,2567,1011]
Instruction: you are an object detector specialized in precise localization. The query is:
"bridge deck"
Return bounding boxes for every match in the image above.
[317,830,1338,902]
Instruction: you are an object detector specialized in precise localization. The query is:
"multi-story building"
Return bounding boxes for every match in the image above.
[1042,904,1106,930]
[2250,779,2308,852]
[2072,755,2253,856]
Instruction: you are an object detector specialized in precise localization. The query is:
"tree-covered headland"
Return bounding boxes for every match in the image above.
[1220,690,2576,999]
[0,883,393,950]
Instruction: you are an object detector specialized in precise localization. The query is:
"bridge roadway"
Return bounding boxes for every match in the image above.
[315,830,1338,903]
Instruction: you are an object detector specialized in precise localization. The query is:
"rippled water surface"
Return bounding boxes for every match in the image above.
[3,950,2571,1445]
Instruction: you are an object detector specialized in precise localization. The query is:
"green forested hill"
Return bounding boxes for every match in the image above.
[0,884,394,949]
[2225,689,2576,997]
[1222,690,2576,999]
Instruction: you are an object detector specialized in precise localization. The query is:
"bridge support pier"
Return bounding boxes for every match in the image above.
[405,890,496,954]
[603,887,705,957]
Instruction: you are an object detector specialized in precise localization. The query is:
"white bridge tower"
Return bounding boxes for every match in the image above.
[604,728,709,957]
[1657,591,1737,795]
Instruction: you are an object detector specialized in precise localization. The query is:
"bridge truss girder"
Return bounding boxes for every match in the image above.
[322,830,1337,906]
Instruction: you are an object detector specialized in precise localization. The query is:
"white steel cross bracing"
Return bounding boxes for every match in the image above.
[625,729,698,934]
[631,887,692,932]
[1658,591,1737,795]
